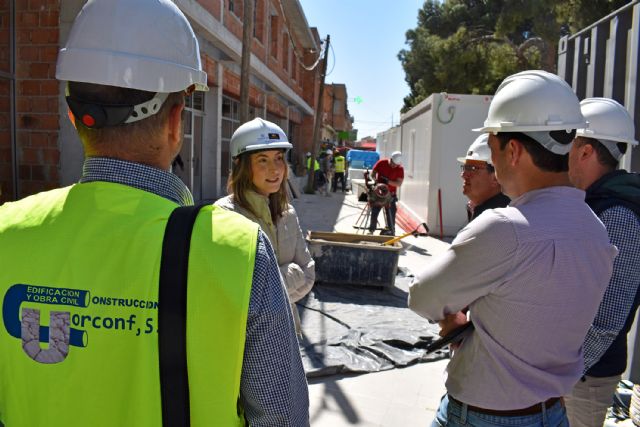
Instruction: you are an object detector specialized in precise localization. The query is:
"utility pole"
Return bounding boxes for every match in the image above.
[239,0,254,124]
[305,34,330,194]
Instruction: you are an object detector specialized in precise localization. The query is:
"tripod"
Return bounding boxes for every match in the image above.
[353,172,393,234]
[353,194,391,234]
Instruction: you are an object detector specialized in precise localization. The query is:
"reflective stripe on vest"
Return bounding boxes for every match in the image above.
[334,156,345,173]
[0,182,257,427]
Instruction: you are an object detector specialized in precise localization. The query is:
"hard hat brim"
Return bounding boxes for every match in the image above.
[473,121,586,134]
[56,47,209,93]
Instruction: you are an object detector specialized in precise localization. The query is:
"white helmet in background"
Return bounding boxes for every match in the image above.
[475,70,586,155]
[230,118,292,158]
[56,0,207,127]
[390,151,403,165]
[576,97,638,160]
[458,134,492,165]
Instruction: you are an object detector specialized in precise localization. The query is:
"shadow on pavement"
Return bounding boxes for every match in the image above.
[309,376,361,424]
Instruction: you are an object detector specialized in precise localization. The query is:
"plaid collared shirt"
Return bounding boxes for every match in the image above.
[583,205,640,372]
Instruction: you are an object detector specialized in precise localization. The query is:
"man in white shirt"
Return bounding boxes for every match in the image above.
[409,70,616,427]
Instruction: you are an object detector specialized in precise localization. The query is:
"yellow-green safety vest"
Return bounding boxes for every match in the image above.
[334,155,346,173]
[306,157,320,171]
[0,182,257,427]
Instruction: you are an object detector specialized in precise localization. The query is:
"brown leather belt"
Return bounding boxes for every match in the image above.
[449,396,563,417]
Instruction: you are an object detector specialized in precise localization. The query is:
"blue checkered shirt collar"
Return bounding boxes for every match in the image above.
[79,157,194,206]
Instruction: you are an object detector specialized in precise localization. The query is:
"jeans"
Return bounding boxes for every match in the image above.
[369,196,397,234]
[432,395,569,427]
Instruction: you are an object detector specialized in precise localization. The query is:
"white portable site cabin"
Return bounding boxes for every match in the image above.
[398,93,492,237]
[376,125,402,160]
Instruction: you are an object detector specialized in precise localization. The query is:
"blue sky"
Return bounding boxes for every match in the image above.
[298,1,423,139]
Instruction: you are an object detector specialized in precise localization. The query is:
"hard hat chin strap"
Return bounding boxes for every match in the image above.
[65,92,169,129]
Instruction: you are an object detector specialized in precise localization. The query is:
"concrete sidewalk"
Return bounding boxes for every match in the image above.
[291,186,451,426]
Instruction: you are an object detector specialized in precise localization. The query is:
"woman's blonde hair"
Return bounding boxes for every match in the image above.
[227,150,289,222]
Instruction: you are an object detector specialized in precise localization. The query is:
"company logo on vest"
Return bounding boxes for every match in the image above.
[3,284,159,364]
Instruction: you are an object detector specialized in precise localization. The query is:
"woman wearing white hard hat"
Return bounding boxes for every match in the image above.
[215,118,315,333]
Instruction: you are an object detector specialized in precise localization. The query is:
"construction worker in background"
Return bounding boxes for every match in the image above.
[332,150,347,192]
[409,70,616,427]
[458,134,510,221]
[306,151,320,172]
[306,151,322,192]
[565,98,640,427]
[318,149,333,196]
[215,118,315,336]
[0,1,308,426]
[368,151,404,235]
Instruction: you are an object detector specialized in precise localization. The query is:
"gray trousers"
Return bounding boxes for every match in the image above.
[564,374,620,427]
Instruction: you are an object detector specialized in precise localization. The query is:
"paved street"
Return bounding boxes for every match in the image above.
[290,183,451,426]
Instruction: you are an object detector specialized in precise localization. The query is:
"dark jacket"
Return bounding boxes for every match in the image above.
[468,192,511,222]
[586,170,640,377]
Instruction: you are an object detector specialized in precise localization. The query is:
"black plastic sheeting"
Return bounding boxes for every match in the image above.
[297,269,449,378]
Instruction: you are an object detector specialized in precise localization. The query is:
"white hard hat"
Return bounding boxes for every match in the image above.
[231,118,292,158]
[475,70,586,154]
[457,134,492,165]
[576,97,638,160]
[390,151,403,165]
[326,149,333,155]
[56,0,208,94]
[306,152,311,156]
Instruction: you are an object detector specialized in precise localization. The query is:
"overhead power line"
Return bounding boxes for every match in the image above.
[276,0,323,71]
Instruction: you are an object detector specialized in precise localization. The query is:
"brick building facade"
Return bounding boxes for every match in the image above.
[0,0,323,204]
[321,83,353,146]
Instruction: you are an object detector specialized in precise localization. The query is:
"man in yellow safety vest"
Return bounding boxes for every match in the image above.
[0,1,308,425]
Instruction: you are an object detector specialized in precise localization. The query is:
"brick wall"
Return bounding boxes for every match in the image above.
[289,108,302,124]
[0,1,60,201]
[252,0,266,61]
[199,0,221,21]
[0,78,11,203]
[223,0,243,40]
[17,1,60,197]
[249,85,264,107]
[223,66,264,108]
[216,1,311,111]
[202,53,219,87]
[223,67,241,97]
[300,114,315,155]
[301,44,319,108]
[266,93,286,117]
[0,1,11,202]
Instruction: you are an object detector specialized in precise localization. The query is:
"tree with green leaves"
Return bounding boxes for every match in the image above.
[398,0,628,112]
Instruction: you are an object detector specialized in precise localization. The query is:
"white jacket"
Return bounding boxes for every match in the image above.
[214,193,315,303]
